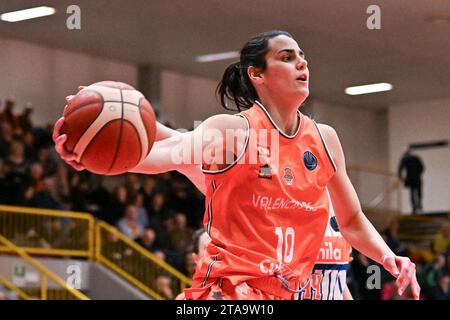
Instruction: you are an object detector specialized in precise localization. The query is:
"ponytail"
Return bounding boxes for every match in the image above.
[216,62,257,112]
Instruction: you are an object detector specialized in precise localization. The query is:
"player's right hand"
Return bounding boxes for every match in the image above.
[52,93,86,171]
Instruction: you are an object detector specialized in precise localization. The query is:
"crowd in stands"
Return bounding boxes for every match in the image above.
[0,98,449,300]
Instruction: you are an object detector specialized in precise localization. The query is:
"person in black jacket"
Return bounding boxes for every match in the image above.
[398,147,424,214]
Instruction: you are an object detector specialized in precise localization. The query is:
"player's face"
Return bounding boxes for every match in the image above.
[260,35,309,101]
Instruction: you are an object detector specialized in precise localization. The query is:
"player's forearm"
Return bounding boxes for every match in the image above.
[339,211,395,265]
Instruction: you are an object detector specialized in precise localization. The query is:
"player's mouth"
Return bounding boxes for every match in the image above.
[296,74,308,82]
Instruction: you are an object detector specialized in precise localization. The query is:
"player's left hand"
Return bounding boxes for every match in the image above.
[382,255,421,300]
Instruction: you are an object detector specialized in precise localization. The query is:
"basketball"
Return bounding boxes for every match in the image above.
[61,81,156,175]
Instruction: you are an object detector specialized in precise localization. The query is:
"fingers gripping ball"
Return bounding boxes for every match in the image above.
[61,81,156,175]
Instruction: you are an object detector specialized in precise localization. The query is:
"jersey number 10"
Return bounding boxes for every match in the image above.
[275,227,295,263]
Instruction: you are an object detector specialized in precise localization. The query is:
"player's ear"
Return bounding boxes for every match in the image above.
[247,66,264,84]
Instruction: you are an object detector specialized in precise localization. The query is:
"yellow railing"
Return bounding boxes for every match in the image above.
[0,205,94,259]
[96,221,192,300]
[0,204,192,300]
[0,234,89,300]
[0,276,32,300]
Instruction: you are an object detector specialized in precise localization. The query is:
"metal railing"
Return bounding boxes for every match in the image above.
[0,205,94,259]
[0,204,192,300]
[0,234,89,300]
[96,221,192,300]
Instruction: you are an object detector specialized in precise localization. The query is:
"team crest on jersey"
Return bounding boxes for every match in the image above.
[283,167,294,185]
[303,151,317,170]
[258,164,272,179]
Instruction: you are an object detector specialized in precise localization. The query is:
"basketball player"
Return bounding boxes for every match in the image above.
[53,30,420,300]
[298,190,353,300]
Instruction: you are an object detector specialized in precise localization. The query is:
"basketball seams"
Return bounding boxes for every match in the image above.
[107,89,126,174]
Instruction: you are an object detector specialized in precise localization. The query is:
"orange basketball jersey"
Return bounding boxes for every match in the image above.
[186,101,336,299]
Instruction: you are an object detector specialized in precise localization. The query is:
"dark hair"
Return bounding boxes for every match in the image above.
[192,228,206,254]
[216,30,293,112]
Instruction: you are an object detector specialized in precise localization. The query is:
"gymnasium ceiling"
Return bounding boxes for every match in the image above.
[1,0,449,109]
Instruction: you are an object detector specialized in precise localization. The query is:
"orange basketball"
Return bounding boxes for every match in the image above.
[61,81,156,175]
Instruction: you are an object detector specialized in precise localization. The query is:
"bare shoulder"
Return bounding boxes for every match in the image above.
[202,114,247,132]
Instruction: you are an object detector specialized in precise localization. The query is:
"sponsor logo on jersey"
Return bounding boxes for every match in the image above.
[258,164,272,179]
[252,194,317,211]
[283,167,294,185]
[303,151,317,170]
[259,259,281,275]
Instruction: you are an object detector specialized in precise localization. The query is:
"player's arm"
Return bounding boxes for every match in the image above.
[130,114,246,175]
[319,124,420,300]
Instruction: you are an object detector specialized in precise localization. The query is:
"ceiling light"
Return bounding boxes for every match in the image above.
[1,6,56,22]
[195,51,239,63]
[345,83,393,95]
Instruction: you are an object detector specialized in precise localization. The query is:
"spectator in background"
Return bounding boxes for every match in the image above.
[421,254,446,299]
[105,185,128,225]
[31,176,63,210]
[0,159,8,203]
[132,193,149,228]
[155,275,174,300]
[398,147,424,214]
[135,228,158,252]
[4,140,29,204]
[125,173,141,203]
[0,99,20,132]
[117,205,144,240]
[29,163,45,192]
[382,218,410,257]
[169,212,194,254]
[22,130,37,161]
[35,147,57,177]
[0,122,14,158]
[432,223,450,255]
[18,103,33,131]
[140,176,156,212]
[430,274,450,300]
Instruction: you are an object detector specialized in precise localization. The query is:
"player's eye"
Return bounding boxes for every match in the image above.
[282,55,291,62]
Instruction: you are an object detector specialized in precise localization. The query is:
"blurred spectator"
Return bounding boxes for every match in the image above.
[135,228,158,252]
[420,254,446,298]
[382,218,410,257]
[432,223,450,255]
[87,175,111,220]
[18,103,33,131]
[169,212,194,254]
[131,193,149,229]
[0,159,7,203]
[23,130,37,160]
[125,174,141,202]
[430,274,450,300]
[4,140,29,204]
[29,163,45,192]
[0,99,21,132]
[0,122,14,158]
[105,185,128,225]
[140,176,156,211]
[35,147,57,176]
[398,147,424,214]
[117,205,144,240]
[155,275,174,300]
[31,176,63,210]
